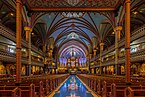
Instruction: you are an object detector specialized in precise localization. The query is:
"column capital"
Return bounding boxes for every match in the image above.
[24,26,32,32]
[49,49,53,53]
[89,53,92,56]
[100,42,104,51]
[125,0,130,3]
[114,26,122,32]
[93,49,97,52]
[100,42,104,46]
[16,0,22,4]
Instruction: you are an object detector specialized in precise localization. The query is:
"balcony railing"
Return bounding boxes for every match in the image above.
[91,25,145,63]
[0,44,44,66]
[0,23,44,57]
[91,48,145,68]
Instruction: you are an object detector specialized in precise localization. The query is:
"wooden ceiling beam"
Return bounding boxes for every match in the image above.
[31,7,116,12]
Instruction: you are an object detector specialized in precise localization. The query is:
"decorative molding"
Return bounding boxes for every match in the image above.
[27,0,118,8]
[0,23,44,57]
[0,50,44,66]
[90,48,145,68]
[102,25,145,57]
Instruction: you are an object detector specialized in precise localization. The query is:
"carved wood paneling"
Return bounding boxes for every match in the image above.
[0,23,44,57]
[27,0,118,8]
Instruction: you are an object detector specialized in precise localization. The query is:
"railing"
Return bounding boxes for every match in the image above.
[12,87,21,97]
[102,59,115,66]
[0,48,44,66]
[47,65,56,69]
[0,23,15,40]
[90,25,145,67]
[91,25,145,62]
[91,48,145,67]
[31,45,44,57]
[102,45,115,57]
[31,60,44,66]
[90,54,99,62]
[0,23,44,58]
[118,25,145,51]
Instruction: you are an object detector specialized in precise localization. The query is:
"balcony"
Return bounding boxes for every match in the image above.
[90,25,145,68]
[91,25,145,62]
[90,47,145,68]
[0,43,44,66]
[0,23,44,57]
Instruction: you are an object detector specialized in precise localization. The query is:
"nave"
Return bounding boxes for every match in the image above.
[1,0,145,97]
[1,73,145,97]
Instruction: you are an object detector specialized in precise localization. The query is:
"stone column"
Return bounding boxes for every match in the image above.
[24,26,32,76]
[125,0,131,84]
[16,0,22,84]
[114,26,122,75]
[100,42,104,74]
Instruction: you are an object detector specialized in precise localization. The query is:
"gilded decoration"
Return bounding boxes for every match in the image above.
[27,0,118,8]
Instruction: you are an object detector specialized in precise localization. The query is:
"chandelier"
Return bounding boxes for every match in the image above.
[62,12,85,18]
[66,0,80,6]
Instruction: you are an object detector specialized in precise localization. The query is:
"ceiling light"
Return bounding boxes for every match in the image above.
[62,12,84,18]
[140,10,143,13]
[1,11,6,14]
[112,31,115,34]
[10,13,14,16]
[133,11,138,15]
[141,8,145,11]
[31,33,34,35]
[66,0,80,6]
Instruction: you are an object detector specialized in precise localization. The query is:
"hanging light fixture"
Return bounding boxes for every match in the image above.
[62,12,85,18]
[66,0,80,6]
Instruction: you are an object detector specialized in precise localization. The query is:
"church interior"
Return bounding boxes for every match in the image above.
[0,0,145,97]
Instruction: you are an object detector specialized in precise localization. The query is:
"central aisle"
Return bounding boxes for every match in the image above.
[52,75,97,97]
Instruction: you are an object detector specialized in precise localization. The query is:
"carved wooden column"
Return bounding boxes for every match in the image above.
[125,0,131,84]
[93,49,97,57]
[25,26,32,76]
[87,55,91,73]
[89,53,92,60]
[43,44,48,74]
[43,44,46,53]
[49,49,53,58]
[114,26,122,75]
[94,67,96,74]
[16,0,22,84]
[100,42,104,74]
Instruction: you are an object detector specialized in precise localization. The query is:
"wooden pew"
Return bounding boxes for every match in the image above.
[45,79,50,95]
[109,83,125,97]
[102,81,111,97]
[0,74,69,97]
[0,84,35,97]
[108,83,142,97]
[21,84,36,97]
[125,87,145,97]
[97,80,102,95]
[77,74,145,97]
[35,81,44,97]
[0,87,21,97]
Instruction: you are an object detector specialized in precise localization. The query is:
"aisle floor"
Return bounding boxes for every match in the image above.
[51,75,98,97]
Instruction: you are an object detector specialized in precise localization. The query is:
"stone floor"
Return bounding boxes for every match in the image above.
[50,75,98,97]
